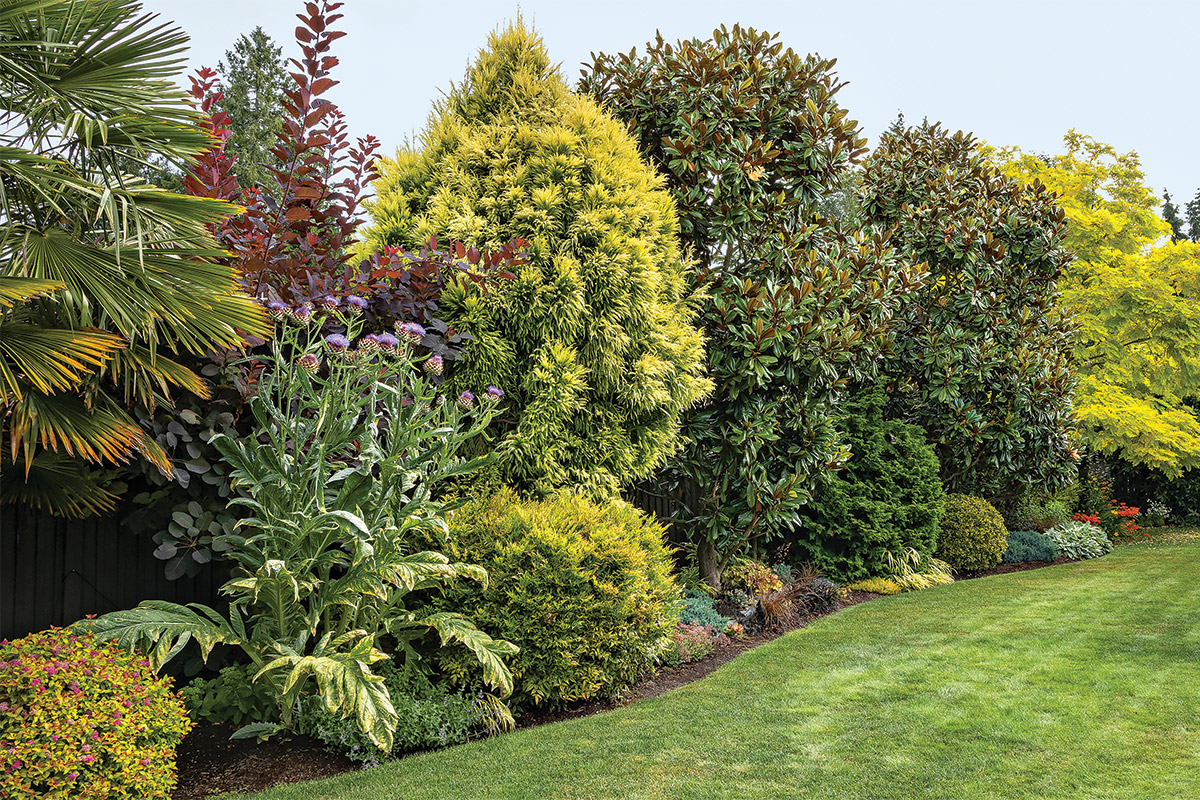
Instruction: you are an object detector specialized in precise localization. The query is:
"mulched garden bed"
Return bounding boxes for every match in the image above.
[956,555,1077,579]
[169,563,1046,798]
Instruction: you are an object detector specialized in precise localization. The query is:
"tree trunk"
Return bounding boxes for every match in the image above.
[697,540,722,591]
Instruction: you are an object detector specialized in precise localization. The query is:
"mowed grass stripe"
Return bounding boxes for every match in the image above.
[245,539,1200,800]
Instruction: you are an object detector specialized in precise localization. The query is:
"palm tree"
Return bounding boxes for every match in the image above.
[0,0,269,516]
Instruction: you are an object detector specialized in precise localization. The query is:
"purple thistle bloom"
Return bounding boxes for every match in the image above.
[265,300,289,320]
[456,390,475,409]
[359,333,380,352]
[323,333,351,353]
[396,321,426,343]
[292,303,314,323]
[297,353,321,374]
[316,294,341,309]
[375,333,399,354]
[423,354,444,375]
[485,385,504,401]
[345,295,368,314]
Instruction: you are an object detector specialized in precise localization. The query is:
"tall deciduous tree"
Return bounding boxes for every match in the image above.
[583,26,923,587]
[998,132,1200,474]
[859,122,1080,503]
[0,0,269,517]
[216,26,288,190]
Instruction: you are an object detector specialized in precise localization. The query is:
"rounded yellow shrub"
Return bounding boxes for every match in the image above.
[935,494,1009,571]
[419,488,679,713]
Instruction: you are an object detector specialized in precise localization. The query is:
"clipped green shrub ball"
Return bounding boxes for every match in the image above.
[0,628,191,799]
[418,489,679,713]
[936,494,1009,571]
[361,22,709,499]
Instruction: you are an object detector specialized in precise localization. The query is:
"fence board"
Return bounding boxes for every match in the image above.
[0,504,228,641]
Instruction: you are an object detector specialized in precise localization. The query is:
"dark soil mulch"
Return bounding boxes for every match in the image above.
[173,724,354,799]
[169,560,1051,798]
[955,555,1078,580]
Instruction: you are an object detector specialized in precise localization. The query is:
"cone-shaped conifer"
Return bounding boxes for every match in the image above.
[362,22,710,497]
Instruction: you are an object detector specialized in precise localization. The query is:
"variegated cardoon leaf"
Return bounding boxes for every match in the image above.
[80,600,240,671]
[410,612,519,697]
[259,634,397,751]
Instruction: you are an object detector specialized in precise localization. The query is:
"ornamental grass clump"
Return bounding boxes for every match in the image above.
[360,21,710,499]
[883,548,955,591]
[0,628,191,800]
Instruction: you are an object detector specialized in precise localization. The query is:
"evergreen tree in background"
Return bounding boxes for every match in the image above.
[1163,190,1186,243]
[217,27,288,189]
[1187,189,1200,243]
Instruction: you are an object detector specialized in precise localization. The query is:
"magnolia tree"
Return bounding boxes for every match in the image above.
[859,122,1080,502]
[582,26,924,587]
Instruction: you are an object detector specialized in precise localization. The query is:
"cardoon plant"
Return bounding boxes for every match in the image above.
[82,302,517,751]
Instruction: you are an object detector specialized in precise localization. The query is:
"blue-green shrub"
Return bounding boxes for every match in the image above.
[679,589,730,630]
[1002,530,1060,564]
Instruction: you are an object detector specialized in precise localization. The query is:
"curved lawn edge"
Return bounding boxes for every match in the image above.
[243,540,1200,800]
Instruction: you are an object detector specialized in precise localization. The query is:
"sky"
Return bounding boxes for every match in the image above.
[142,0,1199,208]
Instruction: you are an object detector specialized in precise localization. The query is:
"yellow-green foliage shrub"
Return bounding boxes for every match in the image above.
[936,494,1009,571]
[419,489,679,713]
[844,577,903,595]
[361,22,709,498]
[722,559,783,596]
[0,628,191,799]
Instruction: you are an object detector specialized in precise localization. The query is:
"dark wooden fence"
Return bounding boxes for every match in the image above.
[0,503,229,641]
[1,483,690,641]
[625,481,695,552]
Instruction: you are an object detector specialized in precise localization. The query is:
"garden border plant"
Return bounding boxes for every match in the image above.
[81,303,517,751]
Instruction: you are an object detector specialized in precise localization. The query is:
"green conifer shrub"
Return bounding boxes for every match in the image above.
[360,22,709,497]
[790,388,944,582]
[414,489,679,713]
[936,494,1009,571]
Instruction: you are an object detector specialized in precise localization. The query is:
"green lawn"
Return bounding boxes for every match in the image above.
[245,536,1200,800]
